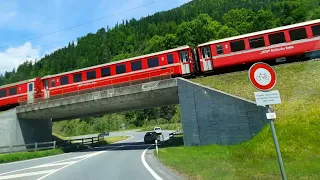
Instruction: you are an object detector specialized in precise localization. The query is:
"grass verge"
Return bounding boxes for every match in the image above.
[137,123,182,132]
[157,60,320,180]
[0,149,64,164]
[92,135,130,147]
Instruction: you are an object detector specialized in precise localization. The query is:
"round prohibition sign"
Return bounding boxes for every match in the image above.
[248,62,277,91]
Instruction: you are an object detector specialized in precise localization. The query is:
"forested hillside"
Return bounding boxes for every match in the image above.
[1,0,319,135]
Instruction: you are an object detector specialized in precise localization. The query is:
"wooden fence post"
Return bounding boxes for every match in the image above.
[53,141,56,149]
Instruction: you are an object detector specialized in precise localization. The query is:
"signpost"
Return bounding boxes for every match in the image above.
[249,62,287,180]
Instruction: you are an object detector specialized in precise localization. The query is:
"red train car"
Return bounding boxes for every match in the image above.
[0,78,41,110]
[39,45,194,100]
[197,19,320,72]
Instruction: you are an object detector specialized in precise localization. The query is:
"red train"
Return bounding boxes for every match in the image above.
[0,19,319,110]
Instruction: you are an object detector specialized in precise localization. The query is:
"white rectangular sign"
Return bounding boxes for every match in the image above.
[266,112,277,119]
[254,90,281,106]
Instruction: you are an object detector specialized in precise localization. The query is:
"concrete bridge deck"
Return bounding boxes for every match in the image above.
[16,78,178,121]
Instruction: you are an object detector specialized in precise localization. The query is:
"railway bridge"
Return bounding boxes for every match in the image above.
[0,78,268,152]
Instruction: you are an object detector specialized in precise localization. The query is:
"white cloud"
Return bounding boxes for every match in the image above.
[0,42,40,75]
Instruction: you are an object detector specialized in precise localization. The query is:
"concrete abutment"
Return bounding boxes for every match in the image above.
[177,78,268,146]
[0,108,52,152]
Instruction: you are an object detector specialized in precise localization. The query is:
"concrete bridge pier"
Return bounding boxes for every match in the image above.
[0,108,52,152]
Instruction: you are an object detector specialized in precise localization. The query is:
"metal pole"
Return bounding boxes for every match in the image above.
[267,105,287,180]
[155,140,158,155]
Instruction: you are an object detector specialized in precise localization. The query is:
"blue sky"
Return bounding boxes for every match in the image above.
[0,0,191,75]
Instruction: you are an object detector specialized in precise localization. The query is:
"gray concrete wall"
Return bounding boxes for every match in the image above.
[177,78,268,146]
[0,108,52,152]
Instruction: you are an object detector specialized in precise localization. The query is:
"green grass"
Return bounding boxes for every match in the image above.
[0,149,64,164]
[93,135,130,147]
[103,136,130,144]
[137,123,182,132]
[157,60,320,180]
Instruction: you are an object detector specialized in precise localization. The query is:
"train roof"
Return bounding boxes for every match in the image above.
[42,45,190,79]
[198,19,320,47]
[0,78,39,89]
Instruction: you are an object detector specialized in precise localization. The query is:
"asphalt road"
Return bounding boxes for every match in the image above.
[0,130,182,180]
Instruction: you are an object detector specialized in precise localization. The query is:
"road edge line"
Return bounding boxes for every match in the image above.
[141,144,163,180]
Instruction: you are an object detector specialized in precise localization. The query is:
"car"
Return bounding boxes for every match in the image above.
[153,127,162,135]
[98,132,109,138]
[144,132,158,144]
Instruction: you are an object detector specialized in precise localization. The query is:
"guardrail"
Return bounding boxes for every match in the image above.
[0,136,102,154]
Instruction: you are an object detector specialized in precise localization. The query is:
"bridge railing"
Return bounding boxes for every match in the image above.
[0,136,102,154]
[18,67,174,105]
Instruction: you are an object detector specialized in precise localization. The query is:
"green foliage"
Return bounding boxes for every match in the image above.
[53,105,179,136]
[158,60,320,180]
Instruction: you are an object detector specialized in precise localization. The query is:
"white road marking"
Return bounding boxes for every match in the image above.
[0,151,104,176]
[0,170,56,180]
[0,134,136,180]
[141,144,163,180]
[141,135,171,180]
[36,161,78,168]
[36,148,116,180]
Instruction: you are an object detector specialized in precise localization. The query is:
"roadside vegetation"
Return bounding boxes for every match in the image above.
[93,136,130,147]
[157,60,320,180]
[0,149,64,164]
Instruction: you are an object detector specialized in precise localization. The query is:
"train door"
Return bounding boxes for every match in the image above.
[44,79,50,99]
[200,46,213,71]
[27,81,34,104]
[179,50,191,74]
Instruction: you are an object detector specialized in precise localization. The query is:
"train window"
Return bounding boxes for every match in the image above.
[29,84,33,92]
[216,45,223,55]
[311,25,320,36]
[60,76,69,85]
[9,87,17,95]
[44,80,49,89]
[131,60,142,71]
[249,36,265,49]
[179,51,189,62]
[51,79,56,87]
[0,89,6,98]
[116,64,126,74]
[230,40,245,52]
[201,46,211,58]
[101,67,111,77]
[289,28,307,41]
[73,73,82,83]
[86,70,96,80]
[268,32,286,45]
[167,54,174,64]
[147,57,159,68]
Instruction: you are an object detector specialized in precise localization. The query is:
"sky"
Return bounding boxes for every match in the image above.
[0,0,191,75]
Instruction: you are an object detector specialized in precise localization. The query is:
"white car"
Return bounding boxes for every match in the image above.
[153,127,162,135]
